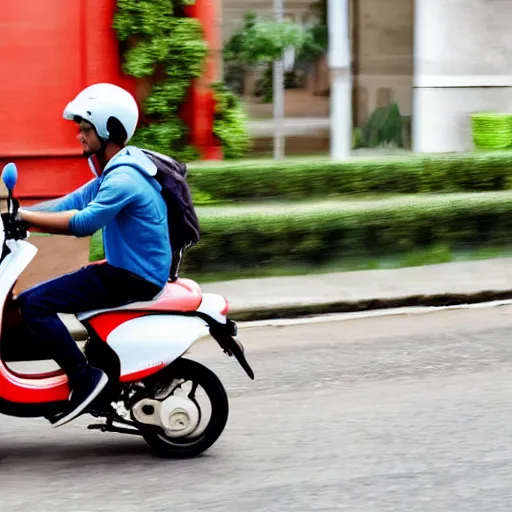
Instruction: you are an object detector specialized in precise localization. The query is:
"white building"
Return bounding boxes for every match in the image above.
[221,0,512,154]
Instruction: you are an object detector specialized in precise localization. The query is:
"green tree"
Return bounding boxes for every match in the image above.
[114,0,249,160]
[223,7,328,104]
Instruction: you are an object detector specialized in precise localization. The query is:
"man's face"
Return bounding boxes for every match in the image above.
[76,120,101,155]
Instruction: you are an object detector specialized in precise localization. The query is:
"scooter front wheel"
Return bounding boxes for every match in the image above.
[130,358,229,458]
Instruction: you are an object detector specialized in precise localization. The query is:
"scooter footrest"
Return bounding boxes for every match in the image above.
[87,423,142,436]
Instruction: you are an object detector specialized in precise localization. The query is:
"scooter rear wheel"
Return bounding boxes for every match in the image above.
[132,358,229,458]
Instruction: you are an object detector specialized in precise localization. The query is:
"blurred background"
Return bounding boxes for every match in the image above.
[222,0,412,157]
[1,0,512,291]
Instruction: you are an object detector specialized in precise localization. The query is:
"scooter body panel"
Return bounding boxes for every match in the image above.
[79,292,229,383]
[104,314,210,382]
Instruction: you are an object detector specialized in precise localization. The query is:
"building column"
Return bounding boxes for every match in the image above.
[184,0,223,160]
[413,0,512,153]
[328,0,352,160]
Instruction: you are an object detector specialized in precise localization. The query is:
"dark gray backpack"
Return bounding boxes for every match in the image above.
[112,149,200,282]
[143,149,200,282]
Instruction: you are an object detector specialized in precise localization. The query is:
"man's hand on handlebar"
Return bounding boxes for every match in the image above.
[1,211,29,240]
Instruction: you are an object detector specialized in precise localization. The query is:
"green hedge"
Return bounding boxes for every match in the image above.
[90,192,512,274]
[186,152,512,202]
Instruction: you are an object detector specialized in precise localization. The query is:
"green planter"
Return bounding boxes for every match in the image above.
[471,112,512,150]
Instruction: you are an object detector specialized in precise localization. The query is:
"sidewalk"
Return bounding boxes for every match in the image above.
[201,258,512,321]
[63,258,512,338]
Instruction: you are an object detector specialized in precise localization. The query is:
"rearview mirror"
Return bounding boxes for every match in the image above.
[2,163,18,194]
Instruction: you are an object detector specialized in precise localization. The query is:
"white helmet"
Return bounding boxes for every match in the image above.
[63,83,139,145]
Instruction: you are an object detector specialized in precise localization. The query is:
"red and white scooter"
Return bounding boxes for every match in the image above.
[0,162,254,458]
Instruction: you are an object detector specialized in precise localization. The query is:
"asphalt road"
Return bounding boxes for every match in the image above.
[2,305,512,511]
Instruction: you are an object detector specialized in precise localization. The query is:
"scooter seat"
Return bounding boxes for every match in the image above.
[76,278,203,321]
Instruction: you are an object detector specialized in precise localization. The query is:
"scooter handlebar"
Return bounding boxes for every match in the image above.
[1,209,28,241]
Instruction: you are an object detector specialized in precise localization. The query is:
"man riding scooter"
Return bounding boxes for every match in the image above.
[16,83,172,428]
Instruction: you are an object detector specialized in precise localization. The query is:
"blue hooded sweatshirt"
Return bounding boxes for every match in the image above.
[29,146,171,289]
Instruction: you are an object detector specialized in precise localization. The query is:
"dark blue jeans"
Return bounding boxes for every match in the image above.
[17,263,162,383]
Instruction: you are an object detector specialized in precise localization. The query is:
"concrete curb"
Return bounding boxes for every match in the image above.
[227,289,512,322]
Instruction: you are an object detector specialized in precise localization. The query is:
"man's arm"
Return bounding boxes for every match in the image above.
[24,179,99,213]
[17,178,101,235]
[18,209,79,235]
[19,171,136,237]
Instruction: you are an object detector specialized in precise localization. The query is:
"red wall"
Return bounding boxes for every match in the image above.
[0,0,219,202]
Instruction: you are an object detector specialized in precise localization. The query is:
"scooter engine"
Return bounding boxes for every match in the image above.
[132,396,200,438]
